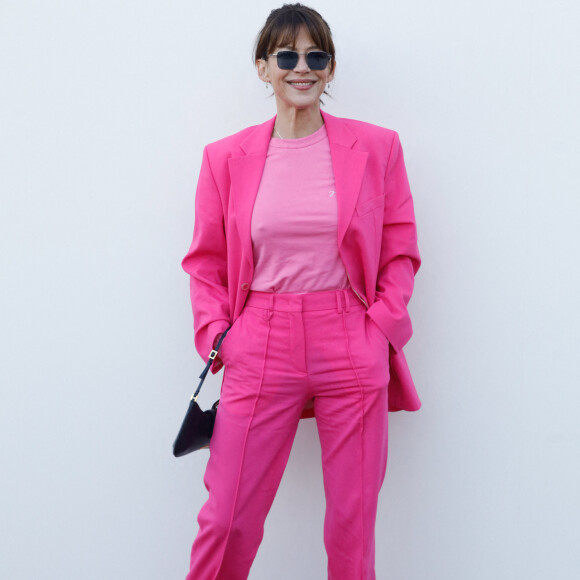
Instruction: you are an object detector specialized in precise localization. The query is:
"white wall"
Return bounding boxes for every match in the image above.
[1,1,579,578]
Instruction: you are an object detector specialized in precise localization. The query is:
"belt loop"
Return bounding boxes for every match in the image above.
[336,290,343,314]
[264,292,274,320]
[343,289,350,313]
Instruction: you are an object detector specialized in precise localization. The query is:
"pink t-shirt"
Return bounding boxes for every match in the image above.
[250,124,348,293]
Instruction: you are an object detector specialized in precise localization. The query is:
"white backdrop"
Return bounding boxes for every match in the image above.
[1,1,579,579]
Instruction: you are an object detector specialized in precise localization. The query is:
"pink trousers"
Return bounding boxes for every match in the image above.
[186,287,390,580]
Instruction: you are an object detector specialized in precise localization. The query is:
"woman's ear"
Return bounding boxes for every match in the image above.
[328,60,336,84]
[256,59,269,83]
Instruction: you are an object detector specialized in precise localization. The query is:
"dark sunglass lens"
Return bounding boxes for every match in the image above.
[277,51,298,70]
[307,52,330,70]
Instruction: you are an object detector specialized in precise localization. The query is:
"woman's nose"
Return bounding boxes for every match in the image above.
[293,53,310,72]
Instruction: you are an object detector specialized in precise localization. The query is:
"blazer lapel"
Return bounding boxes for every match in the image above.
[228,116,276,271]
[321,111,369,247]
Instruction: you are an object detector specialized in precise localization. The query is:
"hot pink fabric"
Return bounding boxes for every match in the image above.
[182,111,421,413]
[186,288,390,580]
[250,123,348,293]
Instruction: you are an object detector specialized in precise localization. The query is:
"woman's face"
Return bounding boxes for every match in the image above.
[256,26,335,115]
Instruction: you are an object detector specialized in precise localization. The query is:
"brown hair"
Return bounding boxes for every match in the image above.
[254,3,336,75]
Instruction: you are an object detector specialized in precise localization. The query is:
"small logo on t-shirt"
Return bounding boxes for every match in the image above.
[329,190,335,197]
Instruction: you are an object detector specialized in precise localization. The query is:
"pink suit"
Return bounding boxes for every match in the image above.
[182,111,421,579]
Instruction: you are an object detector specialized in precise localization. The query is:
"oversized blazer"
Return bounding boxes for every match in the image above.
[182,110,421,415]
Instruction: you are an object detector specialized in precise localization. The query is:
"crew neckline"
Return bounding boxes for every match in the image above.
[269,123,327,149]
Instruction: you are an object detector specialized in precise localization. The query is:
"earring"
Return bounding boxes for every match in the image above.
[327,82,331,91]
[265,81,270,90]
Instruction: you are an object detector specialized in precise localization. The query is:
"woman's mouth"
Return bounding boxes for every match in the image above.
[287,81,316,90]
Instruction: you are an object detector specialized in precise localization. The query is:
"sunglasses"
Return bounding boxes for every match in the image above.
[267,50,331,71]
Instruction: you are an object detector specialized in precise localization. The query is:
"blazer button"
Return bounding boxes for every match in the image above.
[241,282,250,291]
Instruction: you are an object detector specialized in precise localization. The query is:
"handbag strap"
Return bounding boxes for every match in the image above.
[191,326,231,401]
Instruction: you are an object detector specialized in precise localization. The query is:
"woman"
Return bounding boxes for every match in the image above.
[181,4,421,579]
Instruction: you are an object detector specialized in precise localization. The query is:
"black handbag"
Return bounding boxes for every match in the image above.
[173,327,231,457]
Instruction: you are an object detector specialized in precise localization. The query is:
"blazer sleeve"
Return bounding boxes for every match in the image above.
[366,133,421,353]
[181,146,231,367]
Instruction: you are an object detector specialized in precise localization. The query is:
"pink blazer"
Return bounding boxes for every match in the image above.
[182,110,421,414]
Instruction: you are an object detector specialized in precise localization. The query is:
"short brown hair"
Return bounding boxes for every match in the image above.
[254,3,336,75]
